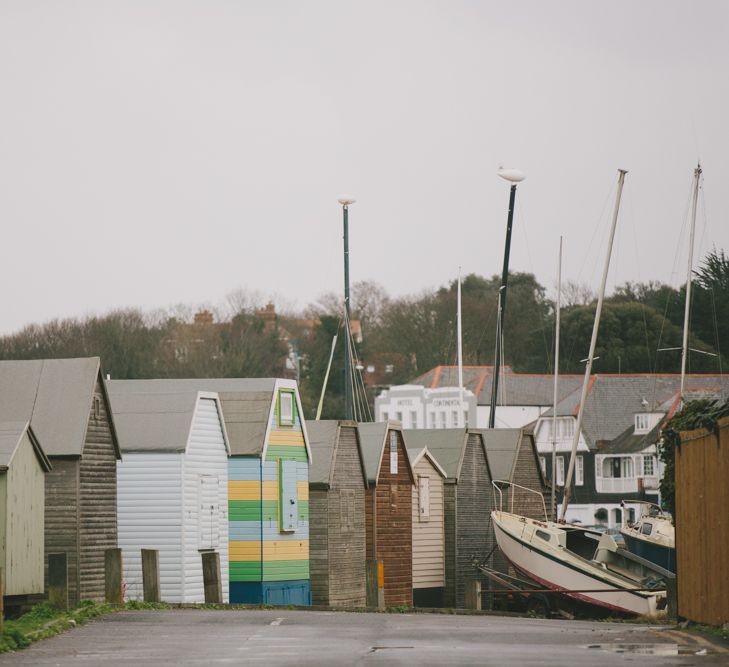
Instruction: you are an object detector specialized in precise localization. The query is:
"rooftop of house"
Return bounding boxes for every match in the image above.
[404,427,484,480]
[307,420,365,487]
[0,421,51,472]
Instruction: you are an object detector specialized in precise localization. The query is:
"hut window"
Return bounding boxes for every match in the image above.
[93,395,102,420]
[278,391,295,426]
[389,483,398,510]
[389,431,398,474]
[418,476,430,522]
[575,456,584,486]
[340,489,355,533]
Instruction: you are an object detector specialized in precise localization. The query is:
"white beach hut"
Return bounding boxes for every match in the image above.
[109,381,230,603]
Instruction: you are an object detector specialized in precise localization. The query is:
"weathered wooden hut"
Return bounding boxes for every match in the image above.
[0,422,51,607]
[404,428,493,609]
[307,420,367,607]
[482,428,549,520]
[108,382,231,603]
[0,358,120,606]
[359,421,415,607]
[404,442,446,607]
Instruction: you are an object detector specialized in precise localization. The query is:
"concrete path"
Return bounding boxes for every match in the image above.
[0,609,725,666]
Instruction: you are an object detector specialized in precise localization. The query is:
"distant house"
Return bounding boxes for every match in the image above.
[0,358,121,606]
[534,376,729,527]
[405,443,446,607]
[359,421,415,607]
[375,385,478,429]
[404,428,493,609]
[307,420,368,607]
[108,382,231,603]
[0,422,51,607]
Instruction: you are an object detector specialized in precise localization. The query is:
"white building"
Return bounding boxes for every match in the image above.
[374,385,477,429]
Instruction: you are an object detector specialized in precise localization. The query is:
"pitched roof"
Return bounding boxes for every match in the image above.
[403,428,473,479]
[481,428,522,481]
[108,378,278,455]
[0,357,120,458]
[358,422,388,483]
[307,420,365,487]
[0,421,51,472]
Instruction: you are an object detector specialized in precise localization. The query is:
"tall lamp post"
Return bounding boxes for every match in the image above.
[338,194,356,421]
[488,168,525,429]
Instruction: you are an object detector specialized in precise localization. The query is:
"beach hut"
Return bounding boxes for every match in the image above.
[358,421,415,607]
[404,428,493,609]
[307,420,367,607]
[108,382,231,603]
[404,443,446,607]
[482,428,549,520]
[0,422,51,608]
[0,358,121,606]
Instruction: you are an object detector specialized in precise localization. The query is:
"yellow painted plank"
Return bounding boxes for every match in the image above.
[228,480,279,501]
[263,540,309,561]
[269,430,306,446]
[297,480,309,500]
[229,541,262,560]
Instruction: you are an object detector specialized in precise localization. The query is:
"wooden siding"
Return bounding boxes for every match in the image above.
[326,425,366,606]
[411,456,444,589]
[509,434,548,521]
[77,380,118,603]
[44,458,80,605]
[2,432,46,595]
[675,417,729,626]
[309,489,329,604]
[443,481,457,607]
[365,429,413,607]
[117,453,184,601]
[454,433,493,608]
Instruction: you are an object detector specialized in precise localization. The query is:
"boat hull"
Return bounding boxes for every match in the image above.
[621,532,676,574]
[492,514,660,617]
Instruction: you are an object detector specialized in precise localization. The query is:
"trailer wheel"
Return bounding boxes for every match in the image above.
[526,594,550,618]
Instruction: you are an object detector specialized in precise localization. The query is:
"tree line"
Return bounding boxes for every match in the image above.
[1,249,727,419]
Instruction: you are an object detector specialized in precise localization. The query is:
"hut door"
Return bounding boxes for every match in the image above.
[418,476,430,521]
[279,460,298,533]
[198,475,220,549]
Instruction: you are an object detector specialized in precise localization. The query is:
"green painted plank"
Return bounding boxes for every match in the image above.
[263,560,310,582]
[298,500,309,521]
[265,445,308,462]
[229,500,278,521]
[230,561,263,582]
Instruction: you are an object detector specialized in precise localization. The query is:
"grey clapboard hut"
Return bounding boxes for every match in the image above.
[307,420,367,607]
[0,422,51,606]
[404,428,493,609]
[0,358,121,605]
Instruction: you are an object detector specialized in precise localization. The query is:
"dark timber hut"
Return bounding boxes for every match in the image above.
[483,428,550,521]
[404,428,493,609]
[358,421,415,607]
[307,420,368,607]
[0,358,121,605]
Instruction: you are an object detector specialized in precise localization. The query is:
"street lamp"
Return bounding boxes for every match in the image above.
[338,194,356,421]
[488,168,525,429]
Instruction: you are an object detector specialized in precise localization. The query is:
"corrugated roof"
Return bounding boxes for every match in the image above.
[0,421,51,471]
[0,357,118,458]
[481,429,522,481]
[358,422,388,483]
[305,421,340,485]
[403,428,469,479]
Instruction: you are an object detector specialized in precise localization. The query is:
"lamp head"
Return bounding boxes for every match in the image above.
[497,167,525,183]
[337,194,357,206]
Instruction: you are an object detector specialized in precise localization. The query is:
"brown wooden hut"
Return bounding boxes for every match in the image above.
[0,358,121,606]
[358,421,415,607]
[307,420,368,607]
[404,428,493,609]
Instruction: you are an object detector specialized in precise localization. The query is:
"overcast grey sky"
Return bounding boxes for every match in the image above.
[1,1,727,334]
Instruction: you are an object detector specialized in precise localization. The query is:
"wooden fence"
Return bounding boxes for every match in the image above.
[675,416,729,626]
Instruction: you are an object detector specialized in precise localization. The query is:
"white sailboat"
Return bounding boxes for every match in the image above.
[491,170,672,616]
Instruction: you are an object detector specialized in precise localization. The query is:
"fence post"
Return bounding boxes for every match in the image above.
[366,559,385,609]
[47,553,69,610]
[202,552,222,604]
[666,575,678,621]
[105,548,123,604]
[465,580,482,610]
[0,567,4,634]
[141,549,161,603]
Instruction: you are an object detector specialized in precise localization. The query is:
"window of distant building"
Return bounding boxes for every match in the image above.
[539,456,547,477]
[440,411,447,429]
[452,410,458,427]
[410,410,418,428]
[385,364,394,374]
[463,409,469,425]
[556,456,565,486]
[429,412,436,428]
[575,455,584,486]
[396,411,403,423]
[635,413,651,434]
[382,411,389,422]
[642,455,655,476]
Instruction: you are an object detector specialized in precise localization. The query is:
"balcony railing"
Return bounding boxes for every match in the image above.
[596,477,638,493]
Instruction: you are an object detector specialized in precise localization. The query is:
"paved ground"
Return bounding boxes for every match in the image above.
[0,609,726,666]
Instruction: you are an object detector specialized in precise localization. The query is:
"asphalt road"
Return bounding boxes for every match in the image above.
[0,609,725,667]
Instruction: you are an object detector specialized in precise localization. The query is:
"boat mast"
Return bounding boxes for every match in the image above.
[551,237,562,521]
[680,164,702,402]
[457,267,465,425]
[560,169,627,521]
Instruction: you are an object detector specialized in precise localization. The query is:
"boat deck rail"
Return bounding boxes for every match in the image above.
[492,479,548,522]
